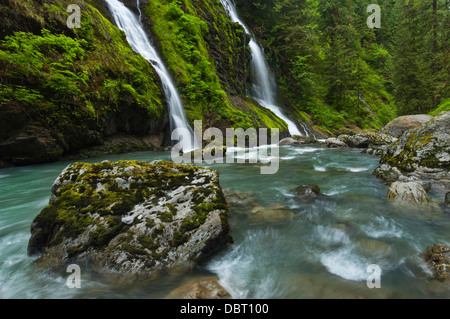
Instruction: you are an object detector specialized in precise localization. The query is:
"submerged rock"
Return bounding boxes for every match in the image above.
[28,160,232,278]
[250,204,295,223]
[324,138,348,148]
[294,184,322,198]
[423,244,450,281]
[223,191,256,208]
[445,192,450,213]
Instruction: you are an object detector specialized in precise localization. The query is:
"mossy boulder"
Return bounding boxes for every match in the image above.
[380,114,433,138]
[28,160,232,278]
[374,111,450,183]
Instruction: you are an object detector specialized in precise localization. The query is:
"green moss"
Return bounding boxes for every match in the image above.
[88,216,126,248]
[157,210,174,223]
[0,0,165,152]
[31,160,230,262]
[137,234,159,251]
[144,0,228,122]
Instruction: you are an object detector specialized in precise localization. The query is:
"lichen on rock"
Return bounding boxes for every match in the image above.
[27,160,232,278]
[373,111,450,198]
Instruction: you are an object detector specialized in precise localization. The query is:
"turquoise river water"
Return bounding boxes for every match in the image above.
[0,145,449,298]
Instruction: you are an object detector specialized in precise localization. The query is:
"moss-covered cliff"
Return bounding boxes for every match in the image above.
[0,0,168,166]
[0,0,294,166]
[140,0,290,132]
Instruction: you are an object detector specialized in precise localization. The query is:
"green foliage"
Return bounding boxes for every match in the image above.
[0,0,166,144]
[429,98,450,116]
[236,0,448,131]
[392,0,449,115]
[145,0,229,122]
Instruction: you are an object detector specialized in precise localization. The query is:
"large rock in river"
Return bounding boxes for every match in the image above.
[28,160,232,278]
[374,111,450,183]
[380,114,433,138]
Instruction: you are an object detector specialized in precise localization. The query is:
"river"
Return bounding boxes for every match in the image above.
[0,145,448,298]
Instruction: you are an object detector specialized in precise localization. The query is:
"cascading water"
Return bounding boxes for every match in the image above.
[219,0,311,137]
[105,0,198,151]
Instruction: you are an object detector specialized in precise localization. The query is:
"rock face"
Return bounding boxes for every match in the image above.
[374,111,450,183]
[380,114,433,138]
[28,160,232,278]
[423,244,450,281]
[386,181,432,207]
[324,138,348,148]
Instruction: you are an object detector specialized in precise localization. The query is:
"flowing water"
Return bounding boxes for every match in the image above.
[105,0,198,152]
[219,0,308,137]
[0,145,449,298]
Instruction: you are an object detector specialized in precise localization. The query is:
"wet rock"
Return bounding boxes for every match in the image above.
[224,191,256,208]
[279,137,297,146]
[338,134,370,148]
[338,132,397,156]
[249,204,295,223]
[279,136,318,146]
[292,135,319,145]
[28,160,232,278]
[423,244,450,281]
[324,138,347,148]
[380,114,433,138]
[356,239,392,258]
[294,184,322,198]
[165,276,231,299]
[386,181,433,207]
[374,111,450,184]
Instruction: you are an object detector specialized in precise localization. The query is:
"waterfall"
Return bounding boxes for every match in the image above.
[105,0,199,151]
[219,0,311,137]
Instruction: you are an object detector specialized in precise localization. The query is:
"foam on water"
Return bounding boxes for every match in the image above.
[319,247,372,282]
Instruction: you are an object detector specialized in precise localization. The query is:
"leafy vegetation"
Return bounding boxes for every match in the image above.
[235,0,449,132]
[1,0,448,164]
[0,0,166,147]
